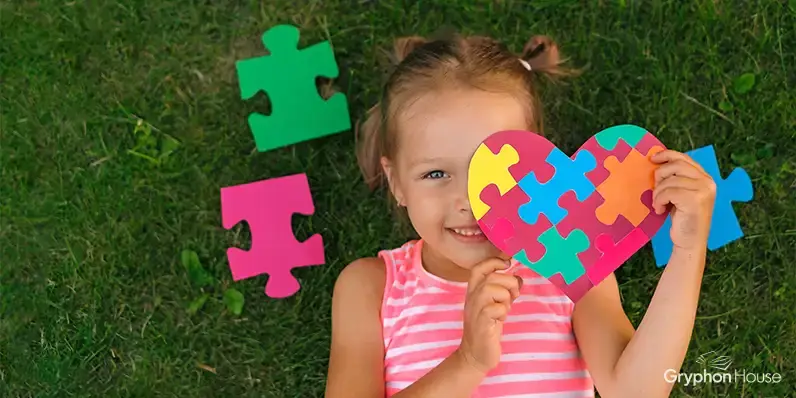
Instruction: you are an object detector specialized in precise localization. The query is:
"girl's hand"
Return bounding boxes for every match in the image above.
[651,150,717,251]
[456,259,522,374]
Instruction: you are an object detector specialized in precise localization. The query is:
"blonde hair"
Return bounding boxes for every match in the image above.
[356,31,576,214]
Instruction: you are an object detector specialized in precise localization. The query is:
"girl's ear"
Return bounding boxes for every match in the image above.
[380,156,405,206]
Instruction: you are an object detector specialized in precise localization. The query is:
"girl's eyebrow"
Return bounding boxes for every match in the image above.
[409,156,446,167]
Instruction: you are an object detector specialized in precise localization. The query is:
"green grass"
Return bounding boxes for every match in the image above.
[2,0,795,396]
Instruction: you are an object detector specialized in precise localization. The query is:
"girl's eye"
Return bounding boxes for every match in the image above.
[424,170,448,179]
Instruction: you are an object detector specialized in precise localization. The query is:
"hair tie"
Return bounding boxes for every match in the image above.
[519,59,532,71]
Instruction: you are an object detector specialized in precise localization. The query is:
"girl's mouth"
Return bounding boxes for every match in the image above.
[447,226,487,242]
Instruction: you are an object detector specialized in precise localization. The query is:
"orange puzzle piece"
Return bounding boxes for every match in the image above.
[595,146,664,226]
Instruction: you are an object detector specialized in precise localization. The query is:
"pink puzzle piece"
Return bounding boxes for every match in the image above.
[483,130,556,184]
[479,184,553,262]
[220,173,325,298]
[479,217,515,248]
[588,229,649,286]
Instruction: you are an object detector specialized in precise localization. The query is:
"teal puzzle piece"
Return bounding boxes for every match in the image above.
[516,227,589,284]
[595,124,647,150]
[236,25,351,152]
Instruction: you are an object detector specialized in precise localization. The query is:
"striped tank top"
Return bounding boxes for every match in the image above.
[379,239,595,397]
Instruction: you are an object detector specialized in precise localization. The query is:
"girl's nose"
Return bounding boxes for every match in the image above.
[455,194,472,214]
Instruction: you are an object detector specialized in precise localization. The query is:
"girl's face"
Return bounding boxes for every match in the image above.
[382,88,529,270]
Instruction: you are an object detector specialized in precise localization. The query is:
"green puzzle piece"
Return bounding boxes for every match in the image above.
[516,228,589,284]
[236,24,351,152]
[595,124,646,150]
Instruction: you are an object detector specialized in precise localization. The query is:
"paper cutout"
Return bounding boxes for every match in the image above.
[236,24,350,152]
[651,145,754,266]
[221,173,325,298]
[469,124,670,301]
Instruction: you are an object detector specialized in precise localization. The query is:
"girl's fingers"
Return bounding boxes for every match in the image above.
[480,303,509,322]
[468,258,510,293]
[653,176,701,202]
[477,283,512,306]
[654,160,706,185]
[651,150,707,174]
[652,187,693,214]
[483,273,522,300]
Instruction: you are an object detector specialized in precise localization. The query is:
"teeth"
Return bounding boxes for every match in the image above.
[452,228,483,236]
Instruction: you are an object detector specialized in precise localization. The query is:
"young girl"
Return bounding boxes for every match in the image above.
[325,32,716,398]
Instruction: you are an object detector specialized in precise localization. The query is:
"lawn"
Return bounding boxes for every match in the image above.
[1,0,795,396]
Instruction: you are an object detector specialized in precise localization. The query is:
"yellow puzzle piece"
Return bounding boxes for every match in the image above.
[468,143,520,220]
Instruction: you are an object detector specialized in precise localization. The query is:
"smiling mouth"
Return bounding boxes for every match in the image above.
[448,227,484,237]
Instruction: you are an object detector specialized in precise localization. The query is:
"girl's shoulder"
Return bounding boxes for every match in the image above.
[333,240,420,310]
[334,256,386,302]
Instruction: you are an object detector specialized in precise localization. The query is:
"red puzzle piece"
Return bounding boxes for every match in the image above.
[483,130,556,184]
[638,190,668,238]
[577,135,633,188]
[555,190,635,269]
[634,133,667,158]
[588,229,649,285]
[479,184,552,262]
[548,273,594,303]
[220,173,325,298]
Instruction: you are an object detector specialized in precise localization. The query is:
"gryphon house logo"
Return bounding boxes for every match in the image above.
[665,350,783,386]
[695,350,733,371]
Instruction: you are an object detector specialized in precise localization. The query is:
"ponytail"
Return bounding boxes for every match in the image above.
[521,35,579,79]
[355,103,386,191]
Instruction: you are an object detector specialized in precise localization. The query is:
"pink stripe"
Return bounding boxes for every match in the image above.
[386,336,580,368]
[384,290,465,307]
[478,377,594,396]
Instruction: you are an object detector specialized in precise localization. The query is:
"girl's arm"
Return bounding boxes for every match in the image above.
[572,248,706,398]
[571,149,716,398]
[325,258,388,398]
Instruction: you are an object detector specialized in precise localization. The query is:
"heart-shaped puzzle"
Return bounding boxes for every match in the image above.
[467,124,670,302]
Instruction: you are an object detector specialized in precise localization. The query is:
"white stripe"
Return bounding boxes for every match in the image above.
[384,303,464,326]
[385,295,412,306]
[498,390,595,398]
[395,321,461,335]
[514,295,572,304]
[387,357,444,374]
[394,315,570,336]
[522,277,551,286]
[506,313,571,323]
[386,381,413,389]
[385,339,460,359]
[482,370,589,384]
[392,278,419,291]
[386,307,569,328]
[499,351,580,361]
[502,332,574,342]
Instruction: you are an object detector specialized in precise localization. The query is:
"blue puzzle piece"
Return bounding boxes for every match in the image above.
[652,145,754,266]
[517,148,597,225]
